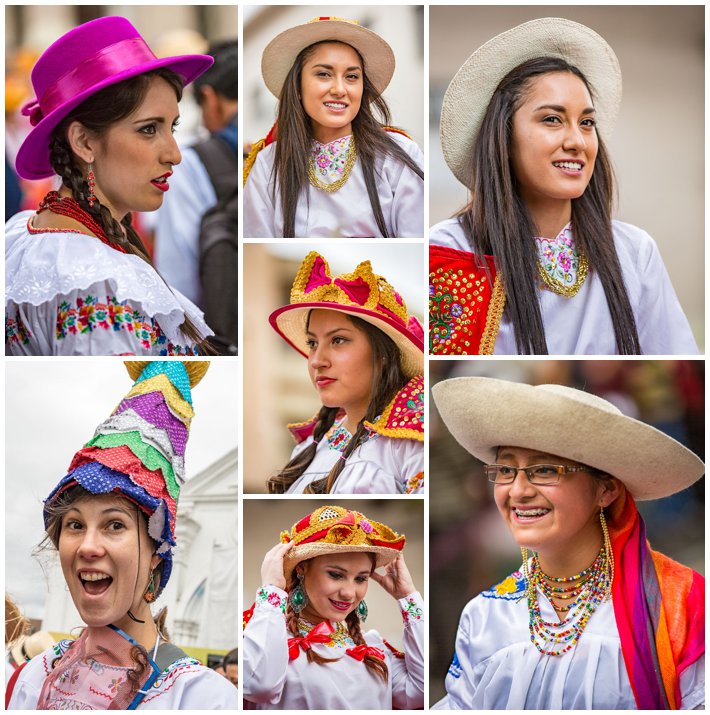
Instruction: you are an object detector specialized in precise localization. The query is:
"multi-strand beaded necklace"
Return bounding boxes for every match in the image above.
[522,546,612,656]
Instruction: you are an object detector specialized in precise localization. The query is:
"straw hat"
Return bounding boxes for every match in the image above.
[440,17,622,186]
[269,251,424,379]
[432,377,704,501]
[281,505,406,580]
[16,16,213,180]
[261,16,395,97]
[10,631,56,665]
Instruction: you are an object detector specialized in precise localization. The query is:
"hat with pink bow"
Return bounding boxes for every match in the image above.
[269,251,424,379]
[15,15,213,180]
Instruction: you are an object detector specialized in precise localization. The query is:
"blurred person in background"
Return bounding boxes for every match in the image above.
[155,40,238,355]
[223,647,238,686]
[429,18,698,355]
[5,594,30,688]
[431,376,704,709]
[5,17,215,356]
[244,17,424,238]
[267,252,424,494]
[243,505,424,709]
[6,361,238,709]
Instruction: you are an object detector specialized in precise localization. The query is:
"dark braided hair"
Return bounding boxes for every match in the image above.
[267,312,409,494]
[48,68,204,346]
[284,567,388,682]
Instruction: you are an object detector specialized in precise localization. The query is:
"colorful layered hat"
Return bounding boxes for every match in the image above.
[16,16,214,180]
[281,505,406,580]
[269,252,424,379]
[44,360,210,596]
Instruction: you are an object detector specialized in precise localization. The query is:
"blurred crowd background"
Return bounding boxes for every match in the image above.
[428,359,704,702]
[430,5,704,349]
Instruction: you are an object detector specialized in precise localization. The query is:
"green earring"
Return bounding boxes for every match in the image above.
[357,599,368,622]
[290,572,308,613]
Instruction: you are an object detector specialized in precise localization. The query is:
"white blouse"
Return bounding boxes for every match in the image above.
[244,133,424,238]
[433,571,705,710]
[5,211,211,356]
[429,218,699,355]
[7,642,238,710]
[243,585,425,710]
[286,420,424,495]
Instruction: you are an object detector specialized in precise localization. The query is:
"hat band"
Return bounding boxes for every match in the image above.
[31,37,157,123]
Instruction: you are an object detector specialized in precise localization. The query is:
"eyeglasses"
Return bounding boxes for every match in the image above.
[484,464,592,486]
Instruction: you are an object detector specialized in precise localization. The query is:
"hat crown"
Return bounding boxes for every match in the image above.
[537,383,622,415]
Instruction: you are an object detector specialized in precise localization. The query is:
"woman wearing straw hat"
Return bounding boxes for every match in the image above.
[244,16,424,238]
[429,18,698,355]
[431,376,705,709]
[6,16,215,356]
[267,252,424,494]
[243,505,424,709]
[7,361,238,710]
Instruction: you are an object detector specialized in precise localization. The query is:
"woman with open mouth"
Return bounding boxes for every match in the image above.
[6,16,215,356]
[266,251,424,494]
[243,505,424,709]
[429,18,698,355]
[244,16,424,238]
[431,375,705,709]
[6,361,238,710]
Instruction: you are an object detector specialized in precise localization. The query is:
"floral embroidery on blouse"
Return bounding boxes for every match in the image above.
[141,657,204,703]
[401,596,424,625]
[54,295,198,355]
[403,472,424,494]
[5,314,33,345]
[534,223,579,287]
[326,421,378,453]
[256,587,287,614]
[311,136,352,185]
[297,619,355,647]
[481,570,526,601]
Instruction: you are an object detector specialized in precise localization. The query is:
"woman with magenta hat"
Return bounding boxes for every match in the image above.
[429,18,698,355]
[431,376,705,709]
[243,505,425,709]
[243,16,424,238]
[7,361,238,710]
[267,251,424,494]
[6,16,215,356]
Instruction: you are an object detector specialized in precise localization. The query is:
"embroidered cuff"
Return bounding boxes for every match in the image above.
[399,591,424,626]
[403,472,424,494]
[255,585,288,616]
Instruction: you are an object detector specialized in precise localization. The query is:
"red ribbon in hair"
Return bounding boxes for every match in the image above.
[287,621,334,661]
[345,644,385,662]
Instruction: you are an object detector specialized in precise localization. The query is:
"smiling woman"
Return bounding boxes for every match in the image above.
[6,361,238,710]
[266,251,425,495]
[244,17,424,238]
[5,16,215,356]
[429,18,698,355]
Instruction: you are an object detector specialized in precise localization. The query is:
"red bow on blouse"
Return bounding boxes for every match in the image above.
[345,644,385,662]
[288,621,334,661]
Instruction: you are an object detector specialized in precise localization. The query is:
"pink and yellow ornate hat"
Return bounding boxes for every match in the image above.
[269,251,424,379]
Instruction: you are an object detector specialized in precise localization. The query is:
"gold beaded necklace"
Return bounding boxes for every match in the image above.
[308,136,357,193]
[537,253,589,298]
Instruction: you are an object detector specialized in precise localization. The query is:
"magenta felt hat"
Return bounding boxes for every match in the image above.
[16,16,214,180]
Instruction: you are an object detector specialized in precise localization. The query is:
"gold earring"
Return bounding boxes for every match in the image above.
[600,507,614,594]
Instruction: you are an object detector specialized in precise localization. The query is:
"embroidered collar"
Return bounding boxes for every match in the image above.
[297,618,356,647]
[534,222,580,287]
[310,135,353,186]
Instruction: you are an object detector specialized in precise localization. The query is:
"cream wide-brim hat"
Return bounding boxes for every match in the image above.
[440,17,622,187]
[432,377,704,501]
[261,17,395,98]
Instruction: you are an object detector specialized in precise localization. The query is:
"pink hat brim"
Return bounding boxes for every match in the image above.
[15,53,213,181]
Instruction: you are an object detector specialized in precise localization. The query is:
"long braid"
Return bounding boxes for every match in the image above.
[346,611,388,682]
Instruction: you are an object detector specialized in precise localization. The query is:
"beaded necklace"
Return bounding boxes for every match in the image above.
[33,191,126,254]
[522,546,612,656]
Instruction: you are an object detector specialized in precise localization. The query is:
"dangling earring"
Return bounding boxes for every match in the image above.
[600,507,614,594]
[357,599,368,622]
[87,163,96,208]
[289,572,308,613]
[144,571,157,603]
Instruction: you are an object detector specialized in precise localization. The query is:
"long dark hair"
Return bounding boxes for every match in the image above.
[284,564,388,682]
[267,312,408,494]
[456,57,640,354]
[48,69,204,347]
[273,40,424,238]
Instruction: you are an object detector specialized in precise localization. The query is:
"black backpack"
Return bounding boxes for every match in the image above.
[192,135,238,355]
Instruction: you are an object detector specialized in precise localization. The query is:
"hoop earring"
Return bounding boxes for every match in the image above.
[357,599,368,622]
[144,571,157,603]
[87,163,96,208]
[289,572,308,613]
[600,507,614,594]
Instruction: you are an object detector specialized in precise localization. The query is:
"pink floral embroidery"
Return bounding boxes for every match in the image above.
[534,223,579,287]
[311,136,352,184]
